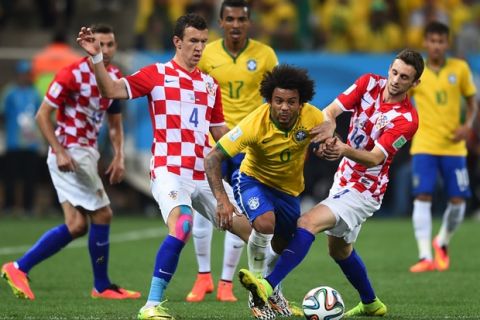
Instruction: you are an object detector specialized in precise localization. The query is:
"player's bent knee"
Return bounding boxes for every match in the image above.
[68,224,88,238]
[174,205,193,242]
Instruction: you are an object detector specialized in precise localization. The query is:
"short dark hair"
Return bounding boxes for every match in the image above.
[424,21,449,37]
[220,0,250,19]
[260,64,315,104]
[395,49,425,81]
[174,13,207,39]
[90,23,115,34]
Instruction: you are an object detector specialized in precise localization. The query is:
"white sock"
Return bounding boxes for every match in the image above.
[265,243,279,275]
[412,200,432,260]
[247,230,273,276]
[437,202,466,246]
[220,231,244,281]
[192,211,213,273]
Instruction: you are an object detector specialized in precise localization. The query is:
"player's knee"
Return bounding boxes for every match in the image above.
[252,217,275,234]
[328,243,352,261]
[174,205,193,242]
[91,206,113,224]
[449,197,465,205]
[416,194,432,202]
[67,222,88,238]
[297,215,317,234]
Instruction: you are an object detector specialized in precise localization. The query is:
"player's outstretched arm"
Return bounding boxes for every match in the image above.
[76,27,128,99]
[311,102,342,143]
[204,146,237,230]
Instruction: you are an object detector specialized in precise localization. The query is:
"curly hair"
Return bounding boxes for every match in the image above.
[260,64,315,104]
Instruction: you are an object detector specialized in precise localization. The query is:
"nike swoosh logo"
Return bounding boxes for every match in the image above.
[165,79,176,83]
[158,268,173,276]
[253,257,266,261]
[211,64,223,70]
[96,241,109,246]
[261,138,273,144]
[233,245,244,249]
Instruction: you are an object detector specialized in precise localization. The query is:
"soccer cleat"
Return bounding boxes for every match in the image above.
[432,237,449,271]
[91,284,141,299]
[344,298,387,317]
[409,258,435,273]
[1,262,35,300]
[238,268,273,307]
[186,272,214,302]
[268,285,302,317]
[138,301,174,320]
[216,280,238,302]
[249,292,276,320]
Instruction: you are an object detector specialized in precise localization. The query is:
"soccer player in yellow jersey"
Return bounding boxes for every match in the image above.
[205,65,332,319]
[409,22,478,273]
[187,0,279,305]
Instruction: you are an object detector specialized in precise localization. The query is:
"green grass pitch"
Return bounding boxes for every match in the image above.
[1,216,479,319]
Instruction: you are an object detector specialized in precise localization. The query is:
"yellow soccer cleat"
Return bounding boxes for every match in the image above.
[344,298,387,317]
[138,301,175,320]
[238,269,272,307]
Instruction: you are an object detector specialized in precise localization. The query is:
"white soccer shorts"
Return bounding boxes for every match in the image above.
[47,146,110,211]
[150,166,240,227]
[322,186,381,243]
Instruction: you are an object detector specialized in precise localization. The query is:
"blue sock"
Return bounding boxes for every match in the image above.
[89,224,111,292]
[266,227,315,288]
[147,235,185,302]
[17,224,73,273]
[335,249,376,304]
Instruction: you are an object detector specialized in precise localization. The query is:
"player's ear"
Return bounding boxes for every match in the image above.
[412,79,421,89]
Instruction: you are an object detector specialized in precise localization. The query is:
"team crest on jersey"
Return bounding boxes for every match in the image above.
[448,73,457,84]
[206,82,216,96]
[374,115,389,130]
[168,190,178,200]
[294,127,308,142]
[247,197,260,210]
[247,59,257,71]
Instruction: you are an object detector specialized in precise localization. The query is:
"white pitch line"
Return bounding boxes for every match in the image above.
[0,228,166,256]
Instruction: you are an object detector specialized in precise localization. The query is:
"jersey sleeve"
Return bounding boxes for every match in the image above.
[375,116,418,157]
[335,74,370,112]
[122,64,158,99]
[44,67,75,109]
[217,118,255,158]
[460,61,477,98]
[265,46,279,71]
[209,81,225,126]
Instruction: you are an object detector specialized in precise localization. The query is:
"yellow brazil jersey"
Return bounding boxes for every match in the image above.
[217,103,324,196]
[198,38,278,129]
[410,58,477,156]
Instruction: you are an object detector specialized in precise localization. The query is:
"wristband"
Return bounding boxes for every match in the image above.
[90,52,103,64]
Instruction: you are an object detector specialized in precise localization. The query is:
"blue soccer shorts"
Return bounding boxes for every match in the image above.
[232,170,300,241]
[412,154,471,198]
[222,153,245,185]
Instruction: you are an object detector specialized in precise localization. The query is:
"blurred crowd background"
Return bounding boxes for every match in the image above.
[0,0,479,219]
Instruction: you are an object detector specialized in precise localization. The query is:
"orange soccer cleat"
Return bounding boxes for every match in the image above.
[409,258,435,273]
[1,262,35,300]
[185,272,214,302]
[433,237,450,271]
[216,280,237,302]
[91,284,141,299]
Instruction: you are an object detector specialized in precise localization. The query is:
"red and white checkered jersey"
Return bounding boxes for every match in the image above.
[122,60,225,180]
[334,73,419,202]
[44,57,121,149]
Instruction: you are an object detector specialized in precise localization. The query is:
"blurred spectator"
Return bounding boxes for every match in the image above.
[455,3,480,58]
[32,31,81,95]
[35,0,75,29]
[186,0,221,43]
[318,0,357,52]
[354,0,403,53]
[0,60,42,216]
[133,0,188,51]
[406,0,449,49]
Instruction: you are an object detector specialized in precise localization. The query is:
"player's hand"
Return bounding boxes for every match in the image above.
[321,137,344,161]
[56,149,78,172]
[452,125,470,143]
[76,27,101,56]
[216,198,236,231]
[310,120,335,143]
[105,156,125,185]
